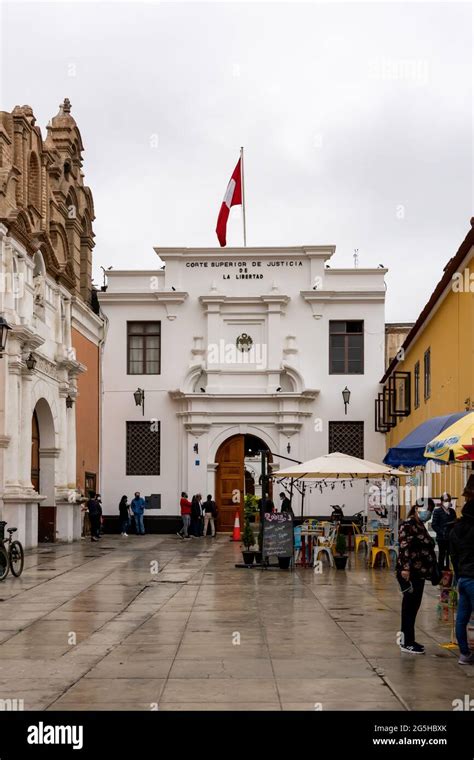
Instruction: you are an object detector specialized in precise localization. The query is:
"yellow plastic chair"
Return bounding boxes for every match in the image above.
[352,522,370,553]
[370,546,390,568]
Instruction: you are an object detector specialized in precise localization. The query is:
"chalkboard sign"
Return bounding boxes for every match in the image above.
[262,513,293,557]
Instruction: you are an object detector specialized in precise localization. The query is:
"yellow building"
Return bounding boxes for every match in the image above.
[380,220,474,512]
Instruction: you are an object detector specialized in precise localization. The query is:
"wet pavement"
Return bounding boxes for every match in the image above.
[0,534,471,711]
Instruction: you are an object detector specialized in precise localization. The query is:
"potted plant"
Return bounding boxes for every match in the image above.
[334,532,348,570]
[244,494,259,523]
[241,518,256,565]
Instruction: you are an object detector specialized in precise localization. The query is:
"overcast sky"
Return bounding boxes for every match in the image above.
[1,1,472,321]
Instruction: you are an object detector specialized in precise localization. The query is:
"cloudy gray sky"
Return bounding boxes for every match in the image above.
[1,1,472,321]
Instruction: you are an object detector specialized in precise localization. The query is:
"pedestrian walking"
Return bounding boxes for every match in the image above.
[178,491,192,539]
[450,477,474,665]
[87,492,102,542]
[119,495,131,537]
[197,493,204,536]
[279,491,294,517]
[131,491,146,535]
[203,494,217,537]
[190,494,202,538]
[396,502,438,654]
[79,491,90,539]
[432,492,457,570]
[96,493,104,535]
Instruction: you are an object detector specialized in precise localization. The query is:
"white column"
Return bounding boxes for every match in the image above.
[187,430,203,499]
[55,391,68,497]
[4,367,21,490]
[264,298,285,392]
[204,299,223,393]
[66,401,77,490]
[56,391,79,543]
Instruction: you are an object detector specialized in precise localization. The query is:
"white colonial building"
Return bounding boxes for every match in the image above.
[99,246,387,531]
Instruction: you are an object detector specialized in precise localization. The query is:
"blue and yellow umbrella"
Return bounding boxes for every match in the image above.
[424,411,474,462]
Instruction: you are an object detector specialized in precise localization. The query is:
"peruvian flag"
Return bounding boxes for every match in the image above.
[216,157,242,247]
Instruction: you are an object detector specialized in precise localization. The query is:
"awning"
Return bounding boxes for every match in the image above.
[383,412,470,467]
[273,452,406,479]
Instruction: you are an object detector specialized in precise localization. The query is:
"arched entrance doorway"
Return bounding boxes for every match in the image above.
[32,399,56,543]
[215,434,272,532]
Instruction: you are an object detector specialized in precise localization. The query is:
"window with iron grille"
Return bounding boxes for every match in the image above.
[329,321,364,374]
[126,421,160,475]
[423,348,431,400]
[127,322,161,375]
[328,421,364,459]
[414,361,420,408]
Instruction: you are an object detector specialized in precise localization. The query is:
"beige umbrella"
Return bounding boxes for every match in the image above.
[272,451,407,479]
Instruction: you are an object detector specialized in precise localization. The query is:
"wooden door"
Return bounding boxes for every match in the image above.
[215,435,245,532]
[85,472,96,498]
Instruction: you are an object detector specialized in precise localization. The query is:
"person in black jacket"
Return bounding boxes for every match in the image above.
[190,494,202,538]
[203,494,217,537]
[396,502,437,654]
[450,480,474,665]
[87,492,102,542]
[118,495,130,537]
[279,492,294,517]
[432,493,457,570]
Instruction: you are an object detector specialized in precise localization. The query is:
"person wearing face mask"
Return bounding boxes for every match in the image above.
[450,477,474,665]
[396,502,437,654]
[432,492,457,571]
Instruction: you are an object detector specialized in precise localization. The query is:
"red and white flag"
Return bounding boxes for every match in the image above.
[216,157,242,247]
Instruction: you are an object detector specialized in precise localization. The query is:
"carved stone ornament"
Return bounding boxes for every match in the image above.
[236,333,253,352]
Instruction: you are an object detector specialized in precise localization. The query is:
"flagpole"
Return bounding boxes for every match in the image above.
[240,146,247,247]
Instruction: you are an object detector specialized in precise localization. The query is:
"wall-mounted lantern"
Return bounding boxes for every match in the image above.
[0,317,12,357]
[66,395,74,409]
[342,386,351,415]
[26,353,37,371]
[134,387,145,416]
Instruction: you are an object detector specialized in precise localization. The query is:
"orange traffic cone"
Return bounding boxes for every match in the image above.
[231,510,241,541]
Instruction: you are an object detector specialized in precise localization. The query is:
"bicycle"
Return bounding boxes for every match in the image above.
[0,522,24,581]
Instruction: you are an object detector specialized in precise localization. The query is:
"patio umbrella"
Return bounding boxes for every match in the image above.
[383,411,470,467]
[424,411,474,462]
[272,452,406,479]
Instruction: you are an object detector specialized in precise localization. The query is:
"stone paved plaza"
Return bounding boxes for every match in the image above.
[0,534,472,711]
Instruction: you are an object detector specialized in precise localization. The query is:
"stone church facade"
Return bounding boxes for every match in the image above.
[0,99,104,547]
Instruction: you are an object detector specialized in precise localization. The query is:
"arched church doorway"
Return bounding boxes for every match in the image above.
[32,399,56,543]
[215,434,272,532]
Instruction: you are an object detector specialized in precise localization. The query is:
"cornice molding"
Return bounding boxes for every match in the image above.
[154,246,336,259]
[301,290,385,302]
[9,324,45,351]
